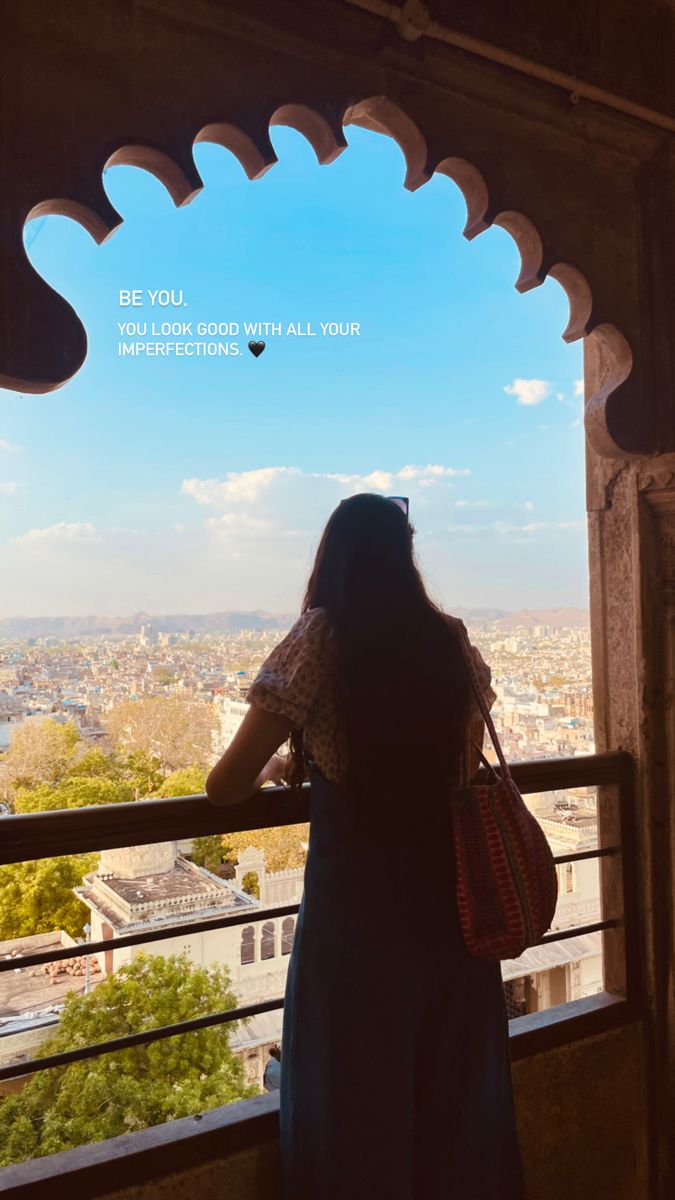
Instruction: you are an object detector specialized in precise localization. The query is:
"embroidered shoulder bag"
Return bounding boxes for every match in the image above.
[451,624,559,961]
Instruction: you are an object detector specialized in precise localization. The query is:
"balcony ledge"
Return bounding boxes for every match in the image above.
[0,991,639,1199]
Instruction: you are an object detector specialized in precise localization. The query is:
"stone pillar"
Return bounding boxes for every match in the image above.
[586,445,675,1200]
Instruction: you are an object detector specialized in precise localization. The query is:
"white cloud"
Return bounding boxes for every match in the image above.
[0,482,17,493]
[0,439,20,453]
[324,464,469,491]
[441,519,549,538]
[177,463,477,603]
[574,379,584,398]
[182,464,471,525]
[0,464,587,618]
[206,513,273,538]
[503,378,551,406]
[13,522,101,547]
[182,467,299,507]
[361,470,394,490]
[398,464,468,480]
[494,520,548,535]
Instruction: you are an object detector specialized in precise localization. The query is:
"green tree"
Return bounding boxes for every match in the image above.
[104,698,217,774]
[0,719,80,795]
[0,855,98,939]
[13,775,134,813]
[0,953,256,1166]
[65,748,122,779]
[121,749,164,798]
[192,835,225,871]
[154,765,206,798]
[223,824,309,873]
[241,870,261,899]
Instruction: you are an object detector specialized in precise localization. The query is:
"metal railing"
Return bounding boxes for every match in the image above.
[0,751,639,1084]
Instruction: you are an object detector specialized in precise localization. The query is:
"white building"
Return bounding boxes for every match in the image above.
[73,842,302,1002]
[73,840,303,1090]
[501,797,603,1015]
[215,696,249,755]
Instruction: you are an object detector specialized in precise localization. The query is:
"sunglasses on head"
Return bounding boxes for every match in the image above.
[387,496,409,519]
[337,495,410,521]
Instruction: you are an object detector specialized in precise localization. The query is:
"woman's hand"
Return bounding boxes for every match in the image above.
[205,705,295,807]
[258,751,289,787]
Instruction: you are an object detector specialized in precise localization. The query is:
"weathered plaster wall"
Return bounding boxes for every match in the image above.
[101,1142,283,1200]
[587,447,675,1196]
[513,1022,648,1199]
[423,1,675,117]
[93,1024,648,1200]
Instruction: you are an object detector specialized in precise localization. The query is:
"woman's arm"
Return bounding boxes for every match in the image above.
[205,704,296,807]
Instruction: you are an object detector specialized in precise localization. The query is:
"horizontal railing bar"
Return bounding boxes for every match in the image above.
[0,902,612,979]
[0,917,620,1081]
[0,751,633,865]
[0,996,285,1083]
[0,787,310,866]
[0,903,302,974]
[537,917,618,942]
[552,847,615,864]
[0,847,619,972]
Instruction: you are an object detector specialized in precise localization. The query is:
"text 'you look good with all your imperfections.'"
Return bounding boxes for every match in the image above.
[117,289,361,358]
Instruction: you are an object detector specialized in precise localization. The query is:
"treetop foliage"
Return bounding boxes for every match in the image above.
[0,854,98,940]
[0,953,256,1166]
[223,824,309,873]
[103,697,217,774]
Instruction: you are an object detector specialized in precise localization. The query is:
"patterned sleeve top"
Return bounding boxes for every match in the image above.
[245,607,496,786]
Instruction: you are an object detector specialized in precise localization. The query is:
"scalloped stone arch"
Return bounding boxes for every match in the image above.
[6,96,635,459]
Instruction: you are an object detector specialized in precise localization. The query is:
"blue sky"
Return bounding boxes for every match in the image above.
[0,126,585,617]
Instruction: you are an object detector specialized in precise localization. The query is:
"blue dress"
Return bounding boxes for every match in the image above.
[279,762,526,1199]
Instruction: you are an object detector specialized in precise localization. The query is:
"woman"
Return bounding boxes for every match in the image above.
[206,494,525,1199]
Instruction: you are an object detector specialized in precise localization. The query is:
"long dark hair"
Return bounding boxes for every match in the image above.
[287,493,474,827]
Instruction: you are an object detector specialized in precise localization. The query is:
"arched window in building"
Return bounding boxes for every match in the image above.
[261,920,276,960]
[241,925,255,965]
[281,916,295,955]
[565,863,575,893]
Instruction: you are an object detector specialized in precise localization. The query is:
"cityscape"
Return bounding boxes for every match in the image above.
[0,609,594,764]
[0,611,602,1163]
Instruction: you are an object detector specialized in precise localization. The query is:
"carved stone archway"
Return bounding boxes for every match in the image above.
[2,4,675,1197]
[1,2,672,464]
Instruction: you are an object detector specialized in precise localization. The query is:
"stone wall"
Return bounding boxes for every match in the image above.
[71,1023,649,1200]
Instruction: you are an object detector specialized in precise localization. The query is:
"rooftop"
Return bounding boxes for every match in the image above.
[76,855,257,931]
[0,932,101,1021]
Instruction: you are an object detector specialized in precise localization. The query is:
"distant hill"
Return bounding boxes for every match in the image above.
[0,605,589,639]
[0,611,296,639]
[492,607,589,630]
[449,607,510,624]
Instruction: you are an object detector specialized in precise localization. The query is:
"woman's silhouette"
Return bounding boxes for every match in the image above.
[207,493,525,1199]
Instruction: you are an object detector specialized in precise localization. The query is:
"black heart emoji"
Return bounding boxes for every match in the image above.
[248,340,266,358]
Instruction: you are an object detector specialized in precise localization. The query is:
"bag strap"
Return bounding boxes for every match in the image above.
[455,621,512,782]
